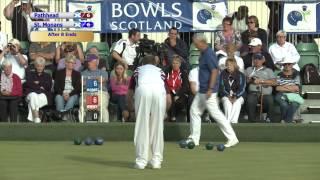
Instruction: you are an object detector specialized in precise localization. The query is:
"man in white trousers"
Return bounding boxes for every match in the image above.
[187,33,239,147]
[128,55,167,170]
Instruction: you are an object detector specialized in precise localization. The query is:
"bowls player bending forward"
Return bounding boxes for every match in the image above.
[128,55,168,170]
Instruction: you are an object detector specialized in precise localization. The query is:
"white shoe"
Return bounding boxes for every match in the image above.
[133,163,145,170]
[34,118,41,123]
[185,138,199,146]
[149,160,161,169]
[224,139,239,148]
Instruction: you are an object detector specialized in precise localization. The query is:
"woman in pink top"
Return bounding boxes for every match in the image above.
[110,62,131,121]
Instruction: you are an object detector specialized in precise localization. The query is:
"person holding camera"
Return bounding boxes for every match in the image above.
[0,39,28,81]
[219,58,246,124]
[111,28,140,71]
[245,53,276,123]
[163,27,189,71]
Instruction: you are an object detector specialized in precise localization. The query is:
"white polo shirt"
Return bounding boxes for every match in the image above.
[135,64,165,88]
[113,39,138,65]
[269,42,300,71]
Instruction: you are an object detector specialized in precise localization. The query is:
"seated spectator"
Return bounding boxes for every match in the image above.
[219,58,246,123]
[79,54,109,123]
[215,17,242,53]
[56,43,82,71]
[24,57,52,123]
[275,57,302,123]
[0,39,28,80]
[165,55,189,122]
[111,28,140,70]
[55,42,84,64]
[269,30,300,71]
[109,62,131,121]
[54,54,81,114]
[0,60,22,122]
[231,5,249,33]
[240,15,268,56]
[84,46,107,71]
[163,27,189,70]
[245,53,276,122]
[242,38,275,70]
[29,42,56,70]
[218,43,245,73]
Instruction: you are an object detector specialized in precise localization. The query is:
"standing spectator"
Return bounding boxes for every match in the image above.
[109,62,131,122]
[218,43,245,73]
[165,55,189,122]
[56,43,82,71]
[0,39,28,80]
[3,0,42,41]
[215,17,242,53]
[0,60,22,122]
[24,57,52,123]
[245,53,276,122]
[219,58,246,124]
[269,30,300,71]
[243,38,274,70]
[0,21,7,52]
[163,27,189,71]
[29,42,56,70]
[54,54,81,113]
[241,15,268,56]
[79,54,109,123]
[275,57,302,123]
[231,6,249,33]
[111,28,140,70]
[186,33,239,147]
[55,42,84,64]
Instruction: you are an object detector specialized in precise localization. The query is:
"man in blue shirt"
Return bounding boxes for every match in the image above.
[186,33,239,148]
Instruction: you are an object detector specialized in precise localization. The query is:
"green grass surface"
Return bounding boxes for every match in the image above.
[1,141,320,180]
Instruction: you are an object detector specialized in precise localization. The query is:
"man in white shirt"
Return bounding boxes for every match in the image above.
[111,28,140,70]
[0,21,7,51]
[269,30,300,71]
[0,39,28,80]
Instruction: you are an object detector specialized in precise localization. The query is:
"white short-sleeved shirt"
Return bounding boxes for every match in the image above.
[0,32,7,51]
[188,67,199,92]
[218,55,245,73]
[0,53,28,80]
[113,39,138,65]
[269,42,300,71]
[135,64,165,87]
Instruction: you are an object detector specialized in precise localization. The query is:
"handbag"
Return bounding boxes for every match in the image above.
[284,93,304,105]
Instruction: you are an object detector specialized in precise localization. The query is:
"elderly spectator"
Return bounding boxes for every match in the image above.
[56,43,82,71]
[24,57,52,123]
[109,62,131,121]
[241,15,268,56]
[243,38,274,70]
[79,54,109,123]
[163,27,189,70]
[0,39,28,80]
[269,30,300,71]
[0,21,7,52]
[275,57,302,123]
[84,46,107,71]
[112,28,140,70]
[215,17,242,53]
[54,54,81,114]
[246,53,276,122]
[55,42,84,64]
[218,43,245,73]
[29,42,55,69]
[219,58,246,124]
[165,55,189,122]
[0,60,22,122]
[231,5,249,33]
[4,0,42,41]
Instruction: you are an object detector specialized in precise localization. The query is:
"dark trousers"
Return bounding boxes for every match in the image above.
[0,97,20,122]
[111,94,127,121]
[168,93,187,119]
[275,93,300,122]
[246,93,274,122]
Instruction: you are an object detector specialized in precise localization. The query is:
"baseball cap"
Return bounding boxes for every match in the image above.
[253,53,265,60]
[281,56,296,64]
[86,53,99,62]
[21,0,30,4]
[249,38,262,46]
